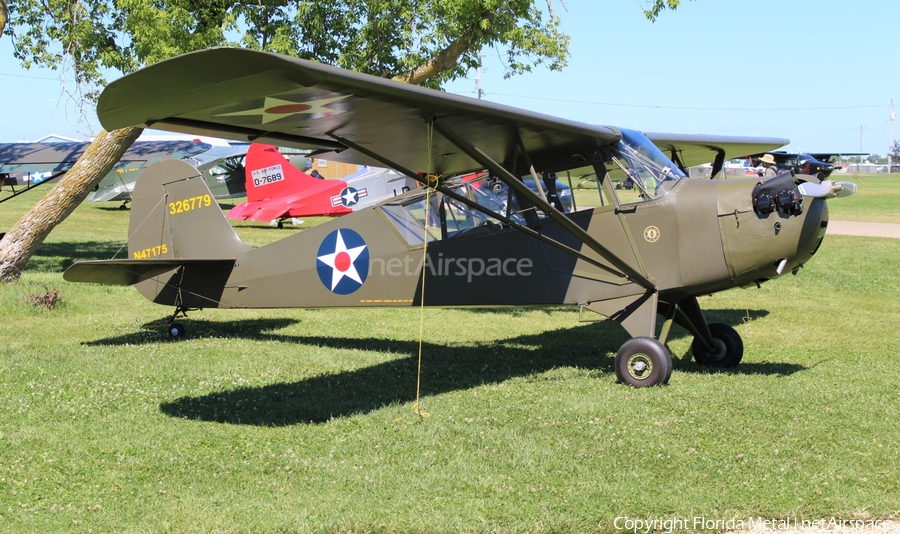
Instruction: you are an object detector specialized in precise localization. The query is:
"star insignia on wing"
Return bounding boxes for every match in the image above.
[215,95,351,124]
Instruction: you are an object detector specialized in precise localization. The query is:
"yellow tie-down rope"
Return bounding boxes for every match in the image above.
[412,173,440,420]
[398,123,439,424]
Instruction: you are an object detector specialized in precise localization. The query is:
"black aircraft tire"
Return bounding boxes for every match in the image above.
[615,337,672,387]
[168,323,186,339]
[692,322,743,368]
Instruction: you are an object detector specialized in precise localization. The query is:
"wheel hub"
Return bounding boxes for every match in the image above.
[627,353,653,380]
[708,339,727,361]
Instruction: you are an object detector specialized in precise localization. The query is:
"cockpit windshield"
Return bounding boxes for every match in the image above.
[608,128,685,202]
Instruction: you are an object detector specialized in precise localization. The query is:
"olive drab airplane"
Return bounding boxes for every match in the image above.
[227,142,418,226]
[63,48,857,387]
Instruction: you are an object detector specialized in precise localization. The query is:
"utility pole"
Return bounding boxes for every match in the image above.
[475,50,484,100]
[890,99,895,174]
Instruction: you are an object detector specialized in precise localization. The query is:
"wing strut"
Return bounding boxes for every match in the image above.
[431,118,656,292]
[435,181,627,280]
[710,148,726,179]
[330,133,628,280]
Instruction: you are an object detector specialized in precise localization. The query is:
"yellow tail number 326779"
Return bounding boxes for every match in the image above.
[169,194,212,215]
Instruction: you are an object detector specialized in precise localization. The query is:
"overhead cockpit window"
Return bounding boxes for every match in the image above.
[607,128,685,204]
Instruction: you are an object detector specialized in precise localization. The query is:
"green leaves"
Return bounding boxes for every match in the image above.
[643,0,687,22]
[5,0,571,93]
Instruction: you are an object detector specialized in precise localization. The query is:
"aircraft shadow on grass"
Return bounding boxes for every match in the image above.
[78,307,806,426]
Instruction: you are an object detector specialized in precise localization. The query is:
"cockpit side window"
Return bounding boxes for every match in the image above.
[380,174,525,246]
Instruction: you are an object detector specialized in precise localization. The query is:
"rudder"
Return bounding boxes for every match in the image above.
[128,159,251,260]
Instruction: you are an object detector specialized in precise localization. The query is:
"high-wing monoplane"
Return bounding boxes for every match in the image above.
[0,140,213,204]
[63,48,856,387]
[749,151,868,179]
[227,143,418,226]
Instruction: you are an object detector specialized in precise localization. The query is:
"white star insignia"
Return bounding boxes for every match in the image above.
[215,95,350,124]
[341,188,359,206]
[316,230,367,291]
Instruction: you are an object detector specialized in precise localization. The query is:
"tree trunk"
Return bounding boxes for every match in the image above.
[0,127,143,283]
[0,0,7,35]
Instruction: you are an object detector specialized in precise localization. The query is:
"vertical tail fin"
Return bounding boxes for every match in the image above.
[244,143,323,202]
[128,159,251,260]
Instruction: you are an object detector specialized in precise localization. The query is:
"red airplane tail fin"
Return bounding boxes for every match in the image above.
[244,143,322,203]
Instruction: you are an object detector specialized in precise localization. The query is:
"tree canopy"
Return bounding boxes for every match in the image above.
[5,0,571,92]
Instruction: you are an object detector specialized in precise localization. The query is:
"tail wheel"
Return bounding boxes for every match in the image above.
[168,323,186,339]
[615,337,672,387]
[691,322,743,368]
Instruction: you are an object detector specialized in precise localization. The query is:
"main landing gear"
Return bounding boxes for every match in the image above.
[611,296,744,388]
[615,337,673,387]
[691,322,743,368]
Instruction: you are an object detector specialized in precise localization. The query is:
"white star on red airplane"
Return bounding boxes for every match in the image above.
[341,187,359,206]
[214,95,350,124]
[316,230,367,291]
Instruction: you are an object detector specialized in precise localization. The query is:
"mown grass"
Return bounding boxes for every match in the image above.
[819,174,900,223]
[1,184,899,532]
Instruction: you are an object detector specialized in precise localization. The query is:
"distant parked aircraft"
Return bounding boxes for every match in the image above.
[227,143,418,227]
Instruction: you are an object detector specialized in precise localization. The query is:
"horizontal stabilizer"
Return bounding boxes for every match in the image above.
[63,259,236,286]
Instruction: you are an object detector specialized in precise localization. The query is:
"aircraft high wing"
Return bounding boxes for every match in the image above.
[228,143,418,227]
[0,140,213,204]
[65,47,856,388]
[648,133,789,177]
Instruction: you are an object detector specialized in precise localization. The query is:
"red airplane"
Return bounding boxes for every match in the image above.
[227,143,416,227]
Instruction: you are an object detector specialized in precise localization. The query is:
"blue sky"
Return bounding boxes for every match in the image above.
[2,0,898,155]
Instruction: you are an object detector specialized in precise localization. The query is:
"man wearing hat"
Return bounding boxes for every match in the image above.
[304,158,324,179]
[759,154,779,177]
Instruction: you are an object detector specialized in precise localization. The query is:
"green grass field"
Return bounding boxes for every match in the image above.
[1,179,899,532]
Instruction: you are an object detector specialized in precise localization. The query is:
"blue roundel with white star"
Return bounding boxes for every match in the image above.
[316,229,369,295]
[339,186,360,207]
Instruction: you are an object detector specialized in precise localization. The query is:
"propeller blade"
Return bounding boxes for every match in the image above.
[798,180,856,199]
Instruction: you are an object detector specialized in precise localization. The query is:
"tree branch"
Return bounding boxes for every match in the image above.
[391,35,473,85]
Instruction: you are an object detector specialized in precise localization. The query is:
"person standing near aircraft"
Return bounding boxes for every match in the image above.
[304,158,324,179]
[759,154,779,177]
